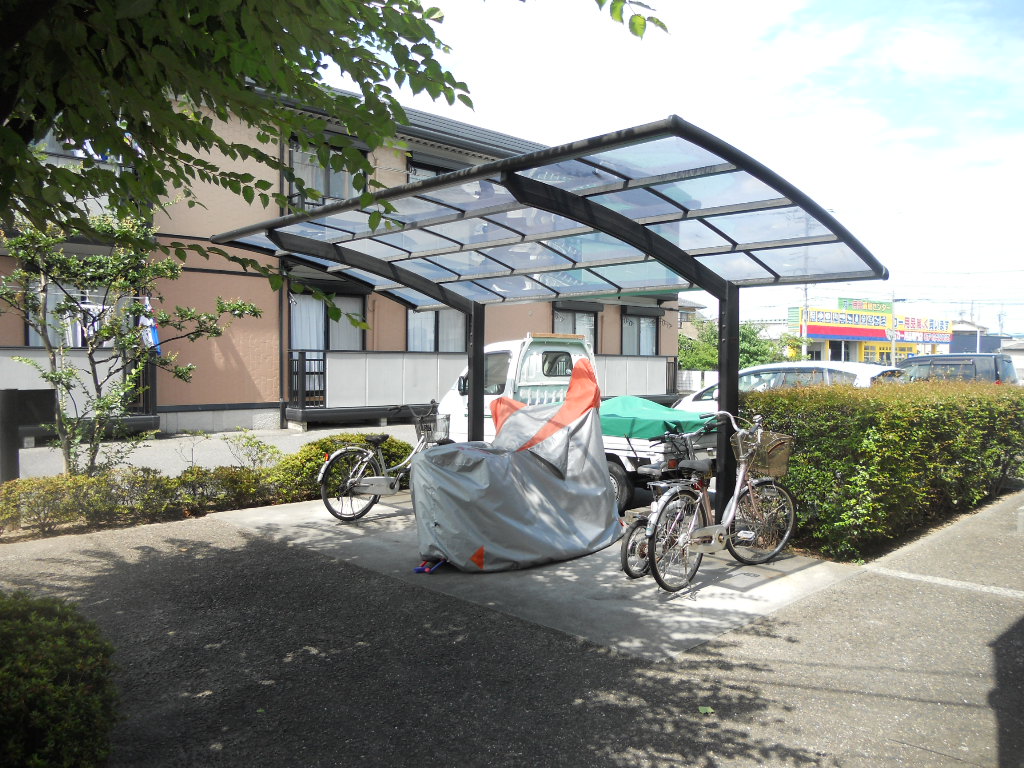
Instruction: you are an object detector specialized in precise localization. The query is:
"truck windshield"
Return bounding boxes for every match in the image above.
[484,353,511,395]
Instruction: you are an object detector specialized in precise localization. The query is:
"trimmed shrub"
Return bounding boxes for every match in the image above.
[0,475,93,535]
[0,591,119,768]
[745,380,1024,558]
[91,467,179,526]
[266,433,413,503]
[206,466,274,511]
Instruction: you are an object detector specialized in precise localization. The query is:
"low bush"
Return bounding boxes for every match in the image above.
[745,380,1024,558]
[266,433,412,502]
[0,591,119,768]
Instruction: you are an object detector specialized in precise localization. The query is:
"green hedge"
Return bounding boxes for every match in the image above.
[0,591,119,768]
[266,434,414,502]
[744,381,1024,558]
[0,433,413,538]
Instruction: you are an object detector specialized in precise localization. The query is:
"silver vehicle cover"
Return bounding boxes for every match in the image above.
[412,359,619,572]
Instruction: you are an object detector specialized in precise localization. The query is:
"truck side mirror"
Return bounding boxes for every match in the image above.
[457,375,469,396]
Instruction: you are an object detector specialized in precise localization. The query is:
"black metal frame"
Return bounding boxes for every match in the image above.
[213,115,888,504]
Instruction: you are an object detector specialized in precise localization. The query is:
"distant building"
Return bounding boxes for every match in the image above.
[788,297,952,364]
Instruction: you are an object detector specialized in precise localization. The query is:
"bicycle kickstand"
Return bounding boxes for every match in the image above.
[414,559,447,574]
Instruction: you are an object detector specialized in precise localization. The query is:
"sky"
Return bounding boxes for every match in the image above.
[334,0,1024,333]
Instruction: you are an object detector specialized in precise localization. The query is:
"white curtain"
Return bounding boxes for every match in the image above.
[407,310,435,352]
[639,316,657,356]
[328,295,363,350]
[290,294,324,349]
[437,309,465,352]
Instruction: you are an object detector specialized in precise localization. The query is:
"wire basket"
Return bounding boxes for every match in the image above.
[731,429,793,478]
[415,413,450,443]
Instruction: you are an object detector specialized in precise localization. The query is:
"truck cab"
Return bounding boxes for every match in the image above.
[438,333,595,443]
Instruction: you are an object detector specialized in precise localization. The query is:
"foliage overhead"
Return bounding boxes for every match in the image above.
[0,0,471,240]
[2,0,664,245]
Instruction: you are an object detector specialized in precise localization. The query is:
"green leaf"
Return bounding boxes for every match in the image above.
[610,0,626,23]
[699,706,715,715]
[628,14,647,37]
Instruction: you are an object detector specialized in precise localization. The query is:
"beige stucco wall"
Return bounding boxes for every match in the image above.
[154,240,281,408]
[0,255,25,345]
[152,115,281,241]
[364,294,407,351]
[485,303,551,344]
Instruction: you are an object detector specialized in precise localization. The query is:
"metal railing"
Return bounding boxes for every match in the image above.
[289,351,326,408]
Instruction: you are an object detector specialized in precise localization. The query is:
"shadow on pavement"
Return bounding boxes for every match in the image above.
[990,614,1024,768]
[2,528,837,768]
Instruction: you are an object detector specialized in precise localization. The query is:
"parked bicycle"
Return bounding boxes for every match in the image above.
[318,401,450,521]
[621,410,797,592]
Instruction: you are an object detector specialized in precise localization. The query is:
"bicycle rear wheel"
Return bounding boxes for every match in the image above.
[320,447,382,522]
[648,489,706,592]
[726,478,797,565]
[620,518,650,579]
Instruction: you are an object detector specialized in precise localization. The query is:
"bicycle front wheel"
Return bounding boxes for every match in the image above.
[726,478,797,565]
[320,447,382,522]
[648,489,707,592]
[620,518,650,579]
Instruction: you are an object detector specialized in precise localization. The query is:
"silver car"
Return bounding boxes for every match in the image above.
[674,361,903,414]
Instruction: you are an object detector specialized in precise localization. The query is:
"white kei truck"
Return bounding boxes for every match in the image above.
[436,333,712,512]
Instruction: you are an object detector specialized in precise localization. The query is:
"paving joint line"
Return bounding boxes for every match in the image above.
[865,565,1024,600]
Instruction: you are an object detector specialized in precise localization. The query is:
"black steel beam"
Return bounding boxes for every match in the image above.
[467,303,486,442]
[268,230,476,315]
[716,283,740,522]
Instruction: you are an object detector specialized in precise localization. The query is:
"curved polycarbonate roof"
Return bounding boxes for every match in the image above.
[212,116,887,312]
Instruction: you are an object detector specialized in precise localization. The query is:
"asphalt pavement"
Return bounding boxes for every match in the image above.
[2,429,1023,767]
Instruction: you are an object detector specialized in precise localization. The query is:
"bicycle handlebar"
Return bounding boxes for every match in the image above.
[699,410,763,434]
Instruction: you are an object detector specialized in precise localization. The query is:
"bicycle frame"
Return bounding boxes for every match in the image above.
[644,413,763,555]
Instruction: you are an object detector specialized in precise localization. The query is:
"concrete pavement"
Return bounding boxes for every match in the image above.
[1,465,1021,765]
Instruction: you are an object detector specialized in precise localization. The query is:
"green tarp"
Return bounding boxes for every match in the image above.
[599,396,712,439]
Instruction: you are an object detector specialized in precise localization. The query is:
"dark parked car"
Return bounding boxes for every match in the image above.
[897,353,1020,384]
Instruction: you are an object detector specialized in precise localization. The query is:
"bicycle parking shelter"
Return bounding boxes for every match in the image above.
[213,115,888,515]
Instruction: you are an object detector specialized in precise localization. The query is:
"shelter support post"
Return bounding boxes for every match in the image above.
[0,390,19,483]
[715,284,740,522]
[467,303,486,442]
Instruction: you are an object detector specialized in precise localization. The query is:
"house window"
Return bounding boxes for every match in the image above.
[553,309,596,350]
[407,309,466,352]
[622,314,658,356]
[26,284,122,349]
[288,141,359,209]
[408,159,453,184]
[290,293,364,350]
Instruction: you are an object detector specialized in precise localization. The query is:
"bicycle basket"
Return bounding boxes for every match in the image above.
[415,413,450,443]
[731,430,793,478]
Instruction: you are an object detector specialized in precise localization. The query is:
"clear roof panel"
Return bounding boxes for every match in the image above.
[586,136,726,178]
[430,250,511,277]
[588,188,684,219]
[215,116,886,308]
[656,171,783,212]
[419,180,515,211]
[476,242,571,271]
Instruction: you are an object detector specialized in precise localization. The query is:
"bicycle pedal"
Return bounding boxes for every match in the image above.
[734,530,756,542]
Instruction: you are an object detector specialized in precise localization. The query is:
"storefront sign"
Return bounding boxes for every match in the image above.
[801,307,891,341]
[839,297,893,314]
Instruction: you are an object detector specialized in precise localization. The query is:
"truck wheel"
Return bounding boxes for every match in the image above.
[607,461,633,514]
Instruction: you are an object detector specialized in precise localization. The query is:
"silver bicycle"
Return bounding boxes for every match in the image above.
[318,401,449,521]
[641,410,797,593]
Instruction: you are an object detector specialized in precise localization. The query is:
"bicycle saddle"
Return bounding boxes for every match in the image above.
[364,434,390,447]
[636,458,714,478]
